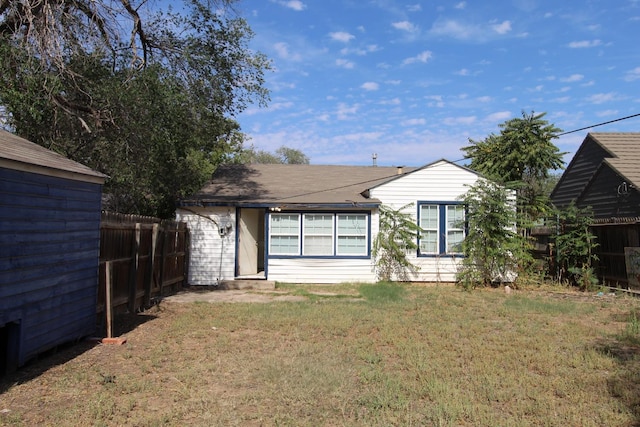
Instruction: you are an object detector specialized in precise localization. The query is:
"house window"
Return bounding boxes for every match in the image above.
[336,214,368,255]
[269,214,300,255]
[303,214,334,255]
[418,203,465,256]
[269,212,369,257]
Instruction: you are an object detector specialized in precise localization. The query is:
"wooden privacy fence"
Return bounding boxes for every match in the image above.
[98,212,190,327]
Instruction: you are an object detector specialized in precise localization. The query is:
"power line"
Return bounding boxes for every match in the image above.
[554,112,640,137]
[454,112,640,163]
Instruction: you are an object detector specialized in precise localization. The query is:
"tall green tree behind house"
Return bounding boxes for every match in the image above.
[462,111,565,231]
[0,0,270,218]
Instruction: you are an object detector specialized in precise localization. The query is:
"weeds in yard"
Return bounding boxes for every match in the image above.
[1,284,640,426]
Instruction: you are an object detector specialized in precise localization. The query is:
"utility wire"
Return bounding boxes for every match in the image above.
[454,112,640,163]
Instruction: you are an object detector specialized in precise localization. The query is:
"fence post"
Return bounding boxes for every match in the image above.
[105,261,114,338]
[144,223,159,307]
[128,223,141,313]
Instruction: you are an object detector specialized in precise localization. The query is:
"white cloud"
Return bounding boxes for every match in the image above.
[361,82,380,91]
[329,31,355,43]
[560,74,584,82]
[401,118,427,126]
[392,21,419,33]
[272,0,306,11]
[485,111,512,123]
[491,20,512,35]
[336,103,359,120]
[444,116,477,125]
[476,96,492,103]
[336,58,355,69]
[568,39,603,48]
[407,4,422,12]
[624,67,640,82]
[273,42,301,61]
[402,50,433,65]
[596,109,619,117]
[380,98,401,105]
[455,2,466,9]
[425,95,444,107]
[455,68,470,76]
[586,92,618,104]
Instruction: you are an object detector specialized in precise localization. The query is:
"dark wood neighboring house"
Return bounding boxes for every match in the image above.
[550,132,640,287]
[177,160,484,285]
[0,130,106,374]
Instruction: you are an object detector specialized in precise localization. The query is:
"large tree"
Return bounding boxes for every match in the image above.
[247,146,310,164]
[0,0,270,217]
[462,111,565,228]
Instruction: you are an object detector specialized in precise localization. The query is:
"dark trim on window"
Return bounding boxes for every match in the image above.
[416,201,467,258]
[266,210,371,259]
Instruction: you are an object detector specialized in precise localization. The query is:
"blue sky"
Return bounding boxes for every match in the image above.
[235,0,640,167]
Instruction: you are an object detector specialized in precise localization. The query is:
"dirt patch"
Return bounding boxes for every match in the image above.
[163,289,307,303]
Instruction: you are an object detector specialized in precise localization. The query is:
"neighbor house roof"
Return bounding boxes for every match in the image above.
[589,132,640,189]
[179,163,417,207]
[0,129,106,183]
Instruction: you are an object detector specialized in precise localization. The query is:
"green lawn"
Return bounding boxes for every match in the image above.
[2,283,640,426]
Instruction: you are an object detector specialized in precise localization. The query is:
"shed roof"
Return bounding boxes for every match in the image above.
[179,163,417,207]
[0,129,106,183]
[589,133,640,188]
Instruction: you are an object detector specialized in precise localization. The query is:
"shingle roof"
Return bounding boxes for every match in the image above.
[180,163,416,207]
[589,133,640,188]
[0,129,106,182]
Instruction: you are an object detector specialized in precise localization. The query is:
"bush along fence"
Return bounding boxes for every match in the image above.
[98,212,189,336]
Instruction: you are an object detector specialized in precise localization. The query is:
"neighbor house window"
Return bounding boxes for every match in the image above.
[418,203,465,256]
[269,212,369,257]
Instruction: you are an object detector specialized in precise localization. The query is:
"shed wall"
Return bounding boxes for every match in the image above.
[578,165,640,219]
[0,167,102,366]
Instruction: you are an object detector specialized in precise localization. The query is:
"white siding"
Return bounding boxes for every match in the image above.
[268,258,377,284]
[176,207,236,286]
[369,161,480,282]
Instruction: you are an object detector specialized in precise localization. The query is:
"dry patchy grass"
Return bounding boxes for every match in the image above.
[1,284,640,426]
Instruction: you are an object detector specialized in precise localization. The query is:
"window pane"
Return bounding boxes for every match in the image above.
[447,205,464,229]
[304,214,333,234]
[337,236,366,254]
[420,230,438,253]
[337,214,366,234]
[337,214,367,255]
[304,235,333,255]
[270,236,299,255]
[270,214,300,255]
[271,214,300,234]
[447,230,464,253]
[420,205,438,230]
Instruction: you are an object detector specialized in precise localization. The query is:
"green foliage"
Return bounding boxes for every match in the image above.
[554,203,599,289]
[456,179,524,289]
[246,145,310,164]
[372,204,422,282]
[0,1,271,218]
[462,111,565,229]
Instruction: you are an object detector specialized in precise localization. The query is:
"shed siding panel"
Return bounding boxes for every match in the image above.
[551,138,611,208]
[176,208,236,285]
[0,167,102,365]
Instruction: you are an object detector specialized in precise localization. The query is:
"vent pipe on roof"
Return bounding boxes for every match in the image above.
[397,166,403,175]
[372,153,377,167]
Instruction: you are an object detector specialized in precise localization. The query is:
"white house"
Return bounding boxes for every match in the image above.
[176,159,482,285]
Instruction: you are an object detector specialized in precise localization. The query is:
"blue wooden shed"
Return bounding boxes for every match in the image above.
[0,130,106,373]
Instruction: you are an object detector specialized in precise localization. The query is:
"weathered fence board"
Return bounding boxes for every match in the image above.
[98,212,189,325]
